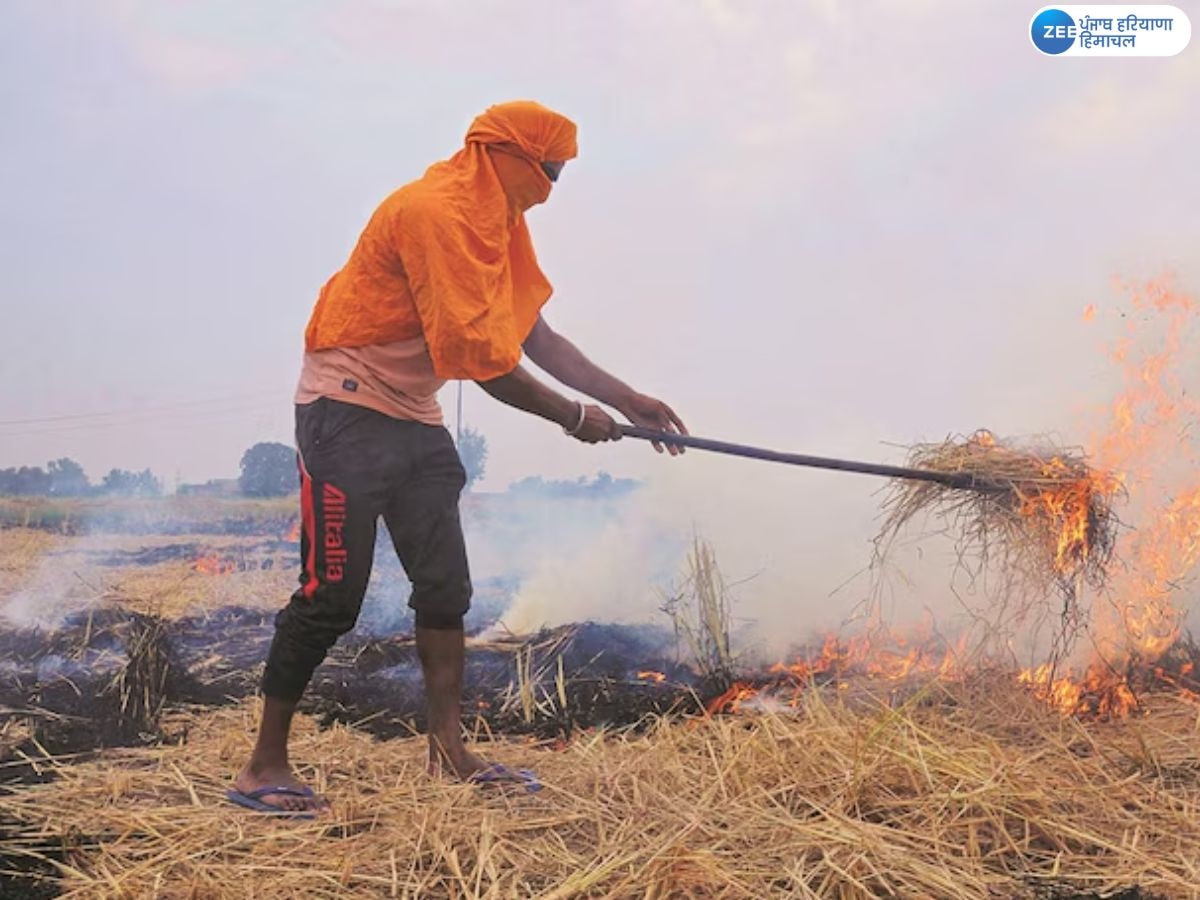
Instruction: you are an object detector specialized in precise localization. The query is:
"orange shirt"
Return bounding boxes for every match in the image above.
[303,101,578,384]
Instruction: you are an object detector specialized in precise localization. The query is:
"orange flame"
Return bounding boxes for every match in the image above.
[1017,279,1200,714]
[701,630,976,715]
[1016,467,1102,575]
[1089,282,1200,664]
[637,670,667,683]
[705,682,757,715]
[1016,663,1138,717]
[193,553,238,575]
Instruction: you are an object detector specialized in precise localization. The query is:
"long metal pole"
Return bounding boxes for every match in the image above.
[620,426,1004,492]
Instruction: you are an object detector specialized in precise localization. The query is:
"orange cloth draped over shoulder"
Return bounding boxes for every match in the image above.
[303,101,578,381]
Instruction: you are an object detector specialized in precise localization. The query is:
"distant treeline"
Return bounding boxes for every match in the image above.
[0,458,162,497]
[0,441,299,500]
[507,472,640,500]
[1,448,637,505]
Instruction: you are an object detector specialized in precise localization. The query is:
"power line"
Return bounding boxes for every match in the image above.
[0,400,287,437]
[0,388,285,426]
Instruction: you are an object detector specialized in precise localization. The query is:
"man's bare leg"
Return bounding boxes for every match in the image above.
[417,625,487,777]
[234,697,325,811]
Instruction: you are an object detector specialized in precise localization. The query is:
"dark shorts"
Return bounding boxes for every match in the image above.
[261,397,471,701]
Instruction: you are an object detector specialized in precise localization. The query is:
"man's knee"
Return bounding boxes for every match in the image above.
[261,591,363,701]
[415,608,464,631]
[409,575,471,630]
[274,596,359,646]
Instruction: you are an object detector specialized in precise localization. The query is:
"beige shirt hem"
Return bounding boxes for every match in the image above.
[294,338,446,426]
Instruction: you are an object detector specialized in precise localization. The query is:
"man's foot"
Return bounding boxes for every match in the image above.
[233,761,326,813]
[426,742,489,780]
[465,762,542,793]
[427,742,541,792]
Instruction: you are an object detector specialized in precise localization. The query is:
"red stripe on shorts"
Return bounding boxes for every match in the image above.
[298,455,319,600]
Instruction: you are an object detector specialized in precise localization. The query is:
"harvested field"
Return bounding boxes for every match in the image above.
[0,497,297,538]
[2,516,1199,899]
[3,689,1199,899]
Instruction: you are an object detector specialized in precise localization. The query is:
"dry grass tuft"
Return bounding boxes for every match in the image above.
[101,613,173,740]
[2,683,1199,899]
[660,537,735,689]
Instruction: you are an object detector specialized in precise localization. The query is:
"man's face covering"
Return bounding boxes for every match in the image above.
[488,144,560,212]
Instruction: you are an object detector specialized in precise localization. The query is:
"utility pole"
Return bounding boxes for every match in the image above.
[456,381,463,444]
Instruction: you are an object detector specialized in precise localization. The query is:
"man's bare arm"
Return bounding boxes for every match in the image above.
[523,316,688,453]
[523,317,635,407]
[476,364,621,443]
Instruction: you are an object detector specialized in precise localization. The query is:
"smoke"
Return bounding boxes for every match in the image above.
[491,490,684,633]
[352,484,679,637]
[480,279,1200,668]
[349,456,926,656]
[479,457,894,655]
[545,470,1004,661]
[2,530,119,630]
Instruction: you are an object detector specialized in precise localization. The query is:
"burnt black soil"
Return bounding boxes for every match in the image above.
[0,606,697,767]
[1034,887,1165,900]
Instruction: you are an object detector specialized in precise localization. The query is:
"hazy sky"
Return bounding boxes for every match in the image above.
[2,0,1198,494]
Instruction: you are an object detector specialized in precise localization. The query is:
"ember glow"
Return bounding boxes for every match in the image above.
[192,554,238,576]
[703,631,972,715]
[637,670,667,683]
[768,633,968,683]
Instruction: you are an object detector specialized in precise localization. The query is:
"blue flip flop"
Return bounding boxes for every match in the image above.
[467,763,542,793]
[225,784,321,818]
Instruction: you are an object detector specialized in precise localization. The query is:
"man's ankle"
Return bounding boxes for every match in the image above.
[246,752,289,774]
[429,732,465,758]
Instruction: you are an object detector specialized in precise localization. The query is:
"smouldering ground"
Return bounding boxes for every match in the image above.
[0,527,295,621]
[4,688,1200,899]
[0,529,62,600]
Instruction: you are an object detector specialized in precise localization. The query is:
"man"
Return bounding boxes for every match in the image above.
[228,101,687,813]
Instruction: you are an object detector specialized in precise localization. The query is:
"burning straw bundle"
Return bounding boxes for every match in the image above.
[873,431,1120,649]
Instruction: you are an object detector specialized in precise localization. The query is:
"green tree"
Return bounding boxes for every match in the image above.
[0,466,50,495]
[46,458,90,496]
[101,468,163,497]
[238,442,296,497]
[457,427,487,490]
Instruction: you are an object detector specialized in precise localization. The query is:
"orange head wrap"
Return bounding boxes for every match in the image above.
[466,100,578,162]
[304,101,579,381]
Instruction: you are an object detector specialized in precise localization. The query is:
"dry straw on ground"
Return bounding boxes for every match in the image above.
[4,683,1199,899]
